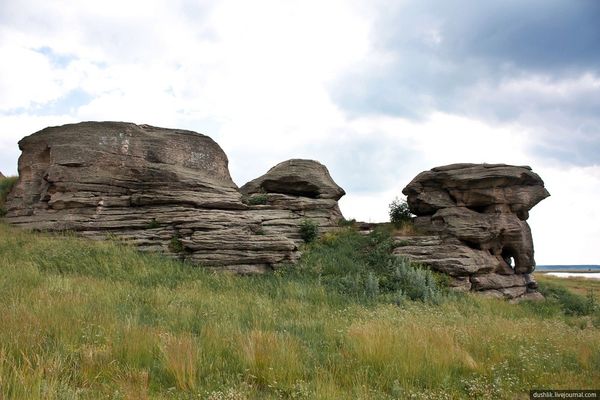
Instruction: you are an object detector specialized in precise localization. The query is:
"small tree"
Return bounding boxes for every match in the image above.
[389,197,413,226]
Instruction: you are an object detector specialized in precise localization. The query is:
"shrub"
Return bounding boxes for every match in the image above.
[388,257,443,304]
[299,219,319,243]
[293,227,445,304]
[0,176,18,217]
[538,281,596,316]
[146,219,161,229]
[389,197,413,226]
[244,194,268,205]
[337,218,356,227]
[169,236,184,253]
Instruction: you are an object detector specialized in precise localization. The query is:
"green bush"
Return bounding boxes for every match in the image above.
[169,236,184,253]
[0,176,18,217]
[389,257,443,304]
[389,197,413,226]
[292,227,445,304]
[244,194,268,205]
[299,219,319,243]
[146,218,161,229]
[337,218,356,227]
[538,281,597,316]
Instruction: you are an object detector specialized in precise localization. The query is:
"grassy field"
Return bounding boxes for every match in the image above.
[537,273,600,297]
[0,220,599,399]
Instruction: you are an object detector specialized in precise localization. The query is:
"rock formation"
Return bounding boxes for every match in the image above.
[394,163,549,300]
[240,159,345,241]
[0,171,4,178]
[4,122,345,272]
[4,123,550,298]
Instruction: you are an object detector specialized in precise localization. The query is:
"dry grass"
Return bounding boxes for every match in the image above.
[392,221,421,236]
[160,333,200,391]
[240,330,304,387]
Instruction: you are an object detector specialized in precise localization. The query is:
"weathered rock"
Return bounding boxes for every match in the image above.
[509,291,544,303]
[395,163,549,300]
[393,235,499,276]
[241,159,345,200]
[0,171,4,178]
[240,159,345,244]
[5,122,346,271]
[403,163,550,219]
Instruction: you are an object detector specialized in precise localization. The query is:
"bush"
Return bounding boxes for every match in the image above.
[337,218,356,227]
[245,194,268,205]
[538,281,597,316]
[389,257,443,304]
[389,197,413,226]
[299,219,319,243]
[292,227,445,304]
[0,176,18,217]
[169,236,184,253]
[146,218,161,229]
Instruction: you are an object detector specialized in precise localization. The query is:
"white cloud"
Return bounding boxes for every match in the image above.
[0,114,76,175]
[529,164,600,265]
[0,43,64,110]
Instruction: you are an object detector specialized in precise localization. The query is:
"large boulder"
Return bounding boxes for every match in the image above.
[5,122,346,272]
[403,163,549,219]
[241,159,345,200]
[395,163,549,299]
[7,121,242,214]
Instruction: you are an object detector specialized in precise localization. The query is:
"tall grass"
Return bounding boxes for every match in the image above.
[0,222,598,399]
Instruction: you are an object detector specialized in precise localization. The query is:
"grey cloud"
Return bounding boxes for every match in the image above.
[331,0,600,165]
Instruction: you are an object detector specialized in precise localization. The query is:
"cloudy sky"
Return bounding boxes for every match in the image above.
[1,0,599,264]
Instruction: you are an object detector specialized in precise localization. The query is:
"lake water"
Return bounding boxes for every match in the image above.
[536,265,600,280]
[544,272,600,280]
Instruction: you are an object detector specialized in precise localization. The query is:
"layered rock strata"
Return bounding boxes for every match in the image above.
[5,122,345,272]
[240,159,345,241]
[394,163,549,300]
[4,123,551,297]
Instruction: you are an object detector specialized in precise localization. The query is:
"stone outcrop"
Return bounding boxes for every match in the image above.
[394,163,549,300]
[0,171,4,178]
[4,122,345,272]
[241,159,345,200]
[240,159,345,242]
[4,123,550,299]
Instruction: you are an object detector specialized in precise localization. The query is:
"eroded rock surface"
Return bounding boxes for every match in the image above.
[5,122,345,272]
[240,159,345,242]
[394,163,549,299]
[4,124,549,297]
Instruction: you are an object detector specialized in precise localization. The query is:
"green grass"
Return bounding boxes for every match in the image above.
[537,273,600,297]
[0,223,599,399]
[534,274,600,318]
